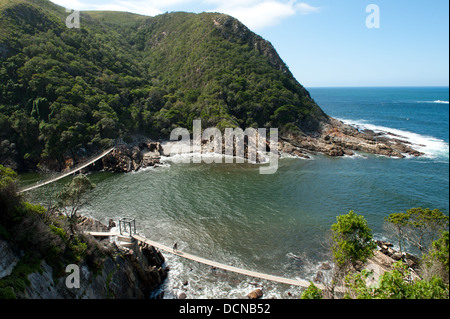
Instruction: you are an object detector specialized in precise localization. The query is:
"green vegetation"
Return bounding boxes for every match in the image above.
[0,0,327,171]
[385,207,449,254]
[330,211,376,270]
[300,282,323,299]
[2,163,449,299]
[428,230,449,273]
[301,209,449,299]
[0,164,108,298]
[0,252,42,299]
[344,261,448,299]
[56,174,95,222]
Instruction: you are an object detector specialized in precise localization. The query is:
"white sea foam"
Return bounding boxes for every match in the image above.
[161,151,280,165]
[418,100,449,104]
[161,152,246,164]
[342,152,368,159]
[152,251,324,299]
[337,118,449,160]
[432,100,449,104]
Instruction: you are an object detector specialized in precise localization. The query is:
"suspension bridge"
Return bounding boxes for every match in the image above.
[87,218,344,292]
[17,146,341,292]
[18,146,115,193]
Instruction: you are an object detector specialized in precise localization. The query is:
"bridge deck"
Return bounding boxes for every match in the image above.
[132,234,330,290]
[85,231,343,292]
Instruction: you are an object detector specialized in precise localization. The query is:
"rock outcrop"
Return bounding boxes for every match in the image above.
[359,240,422,287]
[11,244,164,299]
[311,239,421,291]
[280,118,425,159]
[30,116,427,175]
[31,116,427,176]
[162,117,425,163]
[0,217,168,299]
[102,141,163,173]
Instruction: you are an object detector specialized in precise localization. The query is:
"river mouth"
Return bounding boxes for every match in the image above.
[21,147,448,298]
[17,87,449,299]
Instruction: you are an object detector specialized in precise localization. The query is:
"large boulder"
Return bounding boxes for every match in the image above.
[102,145,133,173]
[247,288,263,299]
[102,142,162,172]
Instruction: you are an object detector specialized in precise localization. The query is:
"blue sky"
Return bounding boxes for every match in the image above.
[51,0,449,87]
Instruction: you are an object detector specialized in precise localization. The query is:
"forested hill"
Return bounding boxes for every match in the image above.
[0,0,329,171]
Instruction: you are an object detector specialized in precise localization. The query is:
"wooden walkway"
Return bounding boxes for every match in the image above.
[87,231,341,291]
[19,147,115,193]
[133,234,322,289]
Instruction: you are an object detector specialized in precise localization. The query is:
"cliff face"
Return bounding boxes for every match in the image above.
[0,236,166,299]
[0,212,167,299]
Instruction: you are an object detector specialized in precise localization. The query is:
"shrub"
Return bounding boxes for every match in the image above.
[300,282,323,299]
[344,262,449,299]
[331,211,376,270]
[421,231,449,284]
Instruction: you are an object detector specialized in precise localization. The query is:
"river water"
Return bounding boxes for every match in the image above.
[22,87,449,299]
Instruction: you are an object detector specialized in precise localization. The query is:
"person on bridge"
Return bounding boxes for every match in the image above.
[173,242,178,253]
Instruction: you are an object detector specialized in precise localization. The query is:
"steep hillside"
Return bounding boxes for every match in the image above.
[0,0,328,171]
[0,164,167,299]
[0,0,423,171]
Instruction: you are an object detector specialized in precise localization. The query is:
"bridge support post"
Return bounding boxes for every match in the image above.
[119,218,136,237]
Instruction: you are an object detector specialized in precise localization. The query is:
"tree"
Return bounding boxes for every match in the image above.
[331,211,376,270]
[384,212,409,254]
[0,164,20,218]
[429,231,449,273]
[1,8,328,171]
[385,208,449,255]
[56,174,95,228]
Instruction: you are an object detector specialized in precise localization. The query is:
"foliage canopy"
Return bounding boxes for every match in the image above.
[0,0,328,171]
[386,207,449,254]
[330,210,376,269]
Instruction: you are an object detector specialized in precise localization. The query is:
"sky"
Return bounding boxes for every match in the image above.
[50,0,449,88]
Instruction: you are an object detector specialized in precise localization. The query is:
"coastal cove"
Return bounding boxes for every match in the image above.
[22,87,449,299]
[0,0,447,300]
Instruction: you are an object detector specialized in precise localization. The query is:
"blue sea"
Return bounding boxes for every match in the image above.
[25,87,449,299]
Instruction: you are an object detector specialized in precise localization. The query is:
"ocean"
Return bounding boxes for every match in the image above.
[24,87,449,299]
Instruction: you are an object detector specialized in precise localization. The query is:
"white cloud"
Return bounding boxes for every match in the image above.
[212,1,294,30]
[295,2,320,15]
[50,0,86,10]
[50,0,162,15]
[50,0,320,29]
[207,0,320,30]
[108,1,162,16]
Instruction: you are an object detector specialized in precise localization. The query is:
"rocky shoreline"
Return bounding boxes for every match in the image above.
[121,118,424,168]
[170,237,422,300]
[101,141,164,173]
[311,239,421,290]
[74,216,169,298]
[279,118,424,159]
[27,116,426,174]
[98,117,425,172]
[1,212,422,299]
[6,118,427,300]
